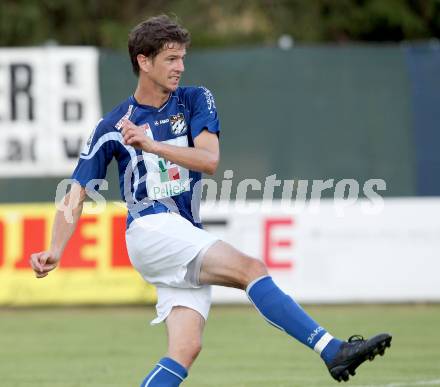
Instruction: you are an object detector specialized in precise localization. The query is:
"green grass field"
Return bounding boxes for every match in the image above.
[1,304,439,387]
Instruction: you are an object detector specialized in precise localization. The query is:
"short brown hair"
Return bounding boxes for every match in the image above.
[128,15,190,76]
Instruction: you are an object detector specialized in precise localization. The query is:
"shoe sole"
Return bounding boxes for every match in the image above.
[330,333,392,382]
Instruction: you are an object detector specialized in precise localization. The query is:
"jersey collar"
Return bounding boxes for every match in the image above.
[130,92,175,112]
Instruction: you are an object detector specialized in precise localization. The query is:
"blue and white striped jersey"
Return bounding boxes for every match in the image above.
[71,86,220,228]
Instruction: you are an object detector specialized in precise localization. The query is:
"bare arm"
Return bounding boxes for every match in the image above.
[30,183,86,278]
[153,130,219,175]
[121,120,220,175]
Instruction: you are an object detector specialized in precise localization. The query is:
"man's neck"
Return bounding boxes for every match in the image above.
[134,81,170,108]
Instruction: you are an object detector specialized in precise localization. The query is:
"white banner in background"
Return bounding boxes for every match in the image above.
[0,47,101,176]
[201,198,440,303]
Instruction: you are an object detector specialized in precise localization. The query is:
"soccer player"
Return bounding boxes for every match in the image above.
[30,15,391,386]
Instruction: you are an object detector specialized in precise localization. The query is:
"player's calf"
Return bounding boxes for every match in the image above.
[165,306,204,369]
[247,275,343,361]
[246,276,392,382]
[140,306,204,386]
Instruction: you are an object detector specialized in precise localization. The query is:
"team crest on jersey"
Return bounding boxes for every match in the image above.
[169,113,187,135]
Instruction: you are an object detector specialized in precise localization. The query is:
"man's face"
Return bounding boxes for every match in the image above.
[145,42,186,92]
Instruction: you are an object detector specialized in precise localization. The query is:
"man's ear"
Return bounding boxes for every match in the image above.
[137,54,152,73]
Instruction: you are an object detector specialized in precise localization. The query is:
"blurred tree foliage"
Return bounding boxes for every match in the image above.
[0,0,439,48]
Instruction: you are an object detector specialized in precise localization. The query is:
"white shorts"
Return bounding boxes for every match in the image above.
[125,212,218,324]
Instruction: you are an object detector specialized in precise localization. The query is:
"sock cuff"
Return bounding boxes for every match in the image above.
[313,332,334,354]
[246,275,272,296]
[157,357,188,380]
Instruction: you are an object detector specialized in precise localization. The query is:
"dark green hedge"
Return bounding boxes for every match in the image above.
[1,0,439,48]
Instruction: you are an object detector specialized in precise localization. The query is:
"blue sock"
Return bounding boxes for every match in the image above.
[247,276,342,363]
[140,357,188,387]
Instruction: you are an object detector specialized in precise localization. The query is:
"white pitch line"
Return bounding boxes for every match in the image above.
[356,379,440,387]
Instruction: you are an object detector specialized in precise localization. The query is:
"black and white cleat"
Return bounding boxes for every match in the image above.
[326,333,392,382]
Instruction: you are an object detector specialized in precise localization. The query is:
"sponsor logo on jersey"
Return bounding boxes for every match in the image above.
[152,180,188,199]
[158,158,180,183]
[169,113,187,135]
[144,135,190,200]
[149,157,188,199]
[154,118,170,126]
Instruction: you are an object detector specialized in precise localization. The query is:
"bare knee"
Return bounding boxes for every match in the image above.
[169,338,202,368]
[199,241,269,290]
[184,338,202,361]
[242,257,268,288]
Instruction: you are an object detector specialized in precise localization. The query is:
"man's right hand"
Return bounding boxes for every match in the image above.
[30,251,60,279]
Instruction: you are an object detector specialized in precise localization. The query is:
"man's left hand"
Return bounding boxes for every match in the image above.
[121,119,157,153]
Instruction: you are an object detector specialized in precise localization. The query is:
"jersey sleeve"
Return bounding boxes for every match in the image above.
[71,119,117,187]
[189,86,220,139]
